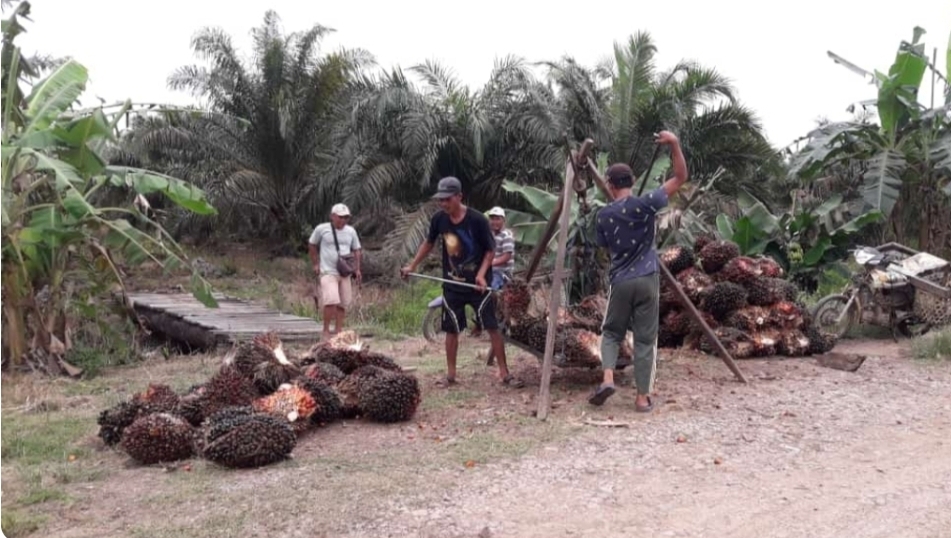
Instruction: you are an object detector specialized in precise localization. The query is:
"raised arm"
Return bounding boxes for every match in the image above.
[658,131,688,197]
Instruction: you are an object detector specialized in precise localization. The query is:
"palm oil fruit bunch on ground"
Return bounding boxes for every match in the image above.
[658,235,837,359]
[96,331,421,469]
[501,279,634,368]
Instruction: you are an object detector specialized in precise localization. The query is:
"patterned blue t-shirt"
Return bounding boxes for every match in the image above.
[595,187,669,285]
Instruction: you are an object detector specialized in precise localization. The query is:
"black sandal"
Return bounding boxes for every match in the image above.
[635,395,654,413]
[587,384,616,406]
[501,375,525,388]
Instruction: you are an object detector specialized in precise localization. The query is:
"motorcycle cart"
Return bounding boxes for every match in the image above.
[812,242,951,339]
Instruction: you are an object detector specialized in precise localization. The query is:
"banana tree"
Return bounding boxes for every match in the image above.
[714,188,883,291]
[789,26,951,252]
[2,28,218,374]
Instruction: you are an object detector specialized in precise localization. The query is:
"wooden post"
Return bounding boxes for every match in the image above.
[537,158,576,420]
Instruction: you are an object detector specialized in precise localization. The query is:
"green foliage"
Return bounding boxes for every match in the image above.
[791,26,951,252]
[370,280,442,335]
[715,188,882,291]
[125,10,370,248]
[1,4,217,373]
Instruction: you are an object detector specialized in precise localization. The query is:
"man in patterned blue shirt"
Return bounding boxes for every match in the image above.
[588,131,689,412]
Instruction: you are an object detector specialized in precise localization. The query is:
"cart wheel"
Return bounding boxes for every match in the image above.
[422,306,443,343]
[812,294,858,340]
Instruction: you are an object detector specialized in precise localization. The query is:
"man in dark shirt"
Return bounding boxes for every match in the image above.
[588,131,688,412]
[401,176,524,388]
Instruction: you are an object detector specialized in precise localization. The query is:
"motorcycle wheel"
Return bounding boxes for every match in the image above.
[812,294,859,340]
[422,306,443,343]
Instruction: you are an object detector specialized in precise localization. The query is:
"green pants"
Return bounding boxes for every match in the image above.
[600,272,660,395]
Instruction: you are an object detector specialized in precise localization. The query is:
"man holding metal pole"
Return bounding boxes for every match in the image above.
[400,177,524,388]
[587,131,688,412]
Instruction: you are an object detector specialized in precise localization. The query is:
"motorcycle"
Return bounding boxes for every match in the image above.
[811,245,933,340]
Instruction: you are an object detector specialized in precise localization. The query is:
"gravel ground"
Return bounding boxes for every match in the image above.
[343,339,951,538]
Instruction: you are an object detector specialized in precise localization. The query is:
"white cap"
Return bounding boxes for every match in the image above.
[486,206,506,218]
[331,203,351,217]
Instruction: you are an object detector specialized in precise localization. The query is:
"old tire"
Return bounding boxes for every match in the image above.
[812,294,858,340]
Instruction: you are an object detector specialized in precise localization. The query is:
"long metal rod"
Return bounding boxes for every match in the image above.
[407,272,501,294]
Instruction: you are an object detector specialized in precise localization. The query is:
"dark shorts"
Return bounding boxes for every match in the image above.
[441,288,498,334]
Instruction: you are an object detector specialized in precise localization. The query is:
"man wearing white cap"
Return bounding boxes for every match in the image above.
[308,203,362,339]
[470,206,516,338]
[485,206,516,290]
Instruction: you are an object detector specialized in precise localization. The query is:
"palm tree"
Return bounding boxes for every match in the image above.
[126,11,371,248]
[606,32,774,195]
[327,56,564,257]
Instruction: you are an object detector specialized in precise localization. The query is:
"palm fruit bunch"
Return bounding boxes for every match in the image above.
[303,331,401,375]
[506,308,633,369]
[119,413,196,464]
[95,327,421,469]
[501,279,533,322]
[97,401,145,446]
[251,383,317,434]
[302,361,346,385]
[201,410,297,469]
[176,365,259,427]
[340,365,422,423]
[131,383,180,414]
[657,236,838,359]
[291,376,343,425]
[659,245,696,275]
[497,277,633,369]
[698,240,742,274]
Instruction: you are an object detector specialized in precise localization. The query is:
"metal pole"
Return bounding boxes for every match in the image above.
[406,273,501,294]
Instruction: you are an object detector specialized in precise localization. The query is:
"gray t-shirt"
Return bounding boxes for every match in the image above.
[308,223,362,276]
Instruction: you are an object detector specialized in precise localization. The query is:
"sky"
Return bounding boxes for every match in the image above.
[12,0,951,149]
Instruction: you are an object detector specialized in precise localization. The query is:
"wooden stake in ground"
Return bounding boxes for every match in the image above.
[537,157,576,420]
[658,263,747,383]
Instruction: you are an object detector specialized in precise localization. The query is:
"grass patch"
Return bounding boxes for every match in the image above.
[1,412,91,466]
[1,510,46,537]
[420,389,484,412]
[19,487,67,506]
[368,279,442,336]
[912,326,951,360]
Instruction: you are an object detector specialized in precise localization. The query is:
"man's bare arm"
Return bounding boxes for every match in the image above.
[401,241,434,278]
[661,133,688,197]
[492,252,513,267]
[308,244,320,272]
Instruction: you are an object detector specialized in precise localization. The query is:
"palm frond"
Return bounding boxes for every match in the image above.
[383,201,441,258]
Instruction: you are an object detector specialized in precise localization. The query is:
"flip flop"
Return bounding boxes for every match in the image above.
[501,374,525,388]
[434,376,457,388]
[587,384,616,406]
[635,396,654,413]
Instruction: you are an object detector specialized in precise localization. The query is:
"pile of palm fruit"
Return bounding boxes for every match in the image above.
[501,280,634,368]
[658,235,837,358]
[96,331,420,468]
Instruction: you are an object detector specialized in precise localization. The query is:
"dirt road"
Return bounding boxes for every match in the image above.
[346,339,951,538]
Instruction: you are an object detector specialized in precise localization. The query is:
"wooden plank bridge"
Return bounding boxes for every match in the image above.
[128,292,323,350]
